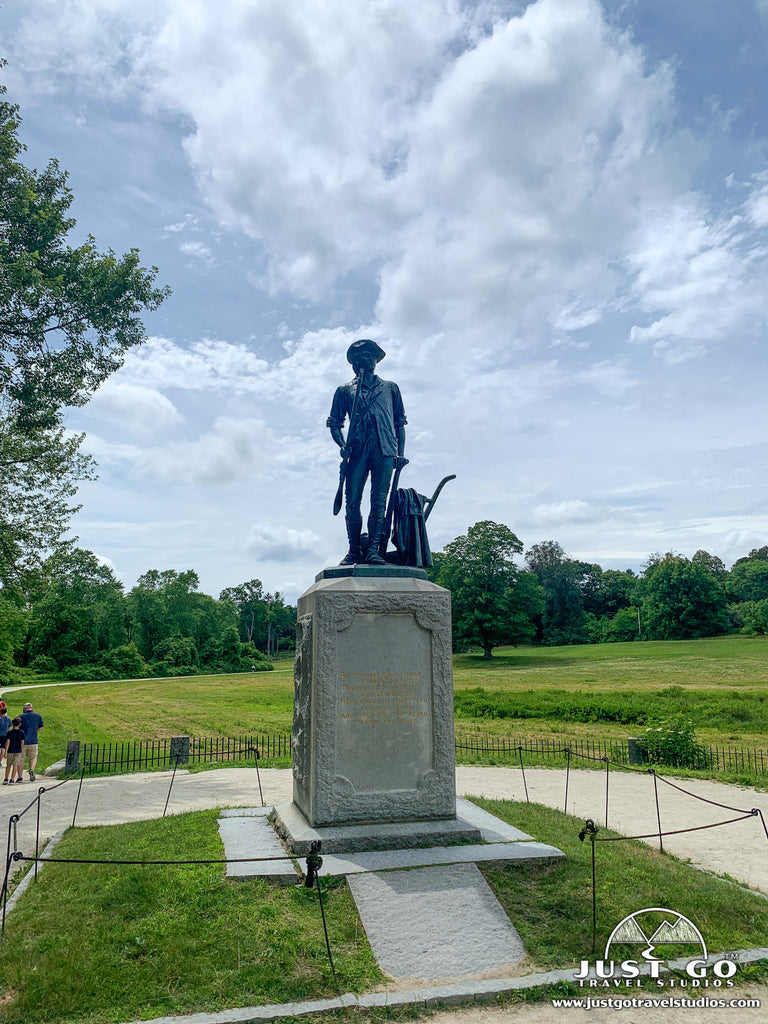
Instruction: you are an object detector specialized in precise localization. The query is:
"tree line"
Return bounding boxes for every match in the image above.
[429,521,768,657]
[0,546,296,682]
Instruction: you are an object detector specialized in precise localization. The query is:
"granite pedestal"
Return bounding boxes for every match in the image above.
[274,566,481,852]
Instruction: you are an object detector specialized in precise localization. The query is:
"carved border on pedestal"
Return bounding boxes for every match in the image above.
[310,587,455,824]
[292,614,313,789]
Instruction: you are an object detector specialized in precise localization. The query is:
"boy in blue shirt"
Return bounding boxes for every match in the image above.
[20,702,43,782]
[3,718,25,784]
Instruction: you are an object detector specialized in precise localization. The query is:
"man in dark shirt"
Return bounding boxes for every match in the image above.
[19,702,43,781]
[327,340,407,564]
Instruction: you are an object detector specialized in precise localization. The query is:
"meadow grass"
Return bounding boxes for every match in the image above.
[0,809,380,1024]
[6,635,768,771]
[2,801,767,1023]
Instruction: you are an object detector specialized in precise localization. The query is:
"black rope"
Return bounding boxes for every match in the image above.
[652,771,757,815]
[18,853,297,865]
[595,812,757,842]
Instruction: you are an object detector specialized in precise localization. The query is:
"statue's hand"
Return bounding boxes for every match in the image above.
[339,446,350,460]
[394,456,409,470]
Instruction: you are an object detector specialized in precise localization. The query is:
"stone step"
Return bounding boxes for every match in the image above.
[217,812,298,884]
[347,862,526,980]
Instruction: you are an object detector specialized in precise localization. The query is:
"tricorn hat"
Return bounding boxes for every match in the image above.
[346,339,386,365]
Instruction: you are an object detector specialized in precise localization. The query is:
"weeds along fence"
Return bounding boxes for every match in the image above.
[454,735,768,775]
[67,731,768,778]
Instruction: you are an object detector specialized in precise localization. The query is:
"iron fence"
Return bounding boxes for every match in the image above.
[72,731,768,777]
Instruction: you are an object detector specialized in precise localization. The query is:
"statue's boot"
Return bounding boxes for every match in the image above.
[364,519,387,565]
[339,521,362,565]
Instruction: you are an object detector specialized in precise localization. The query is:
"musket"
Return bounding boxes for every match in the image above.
[378,456,409,557]
[332,371,364,516]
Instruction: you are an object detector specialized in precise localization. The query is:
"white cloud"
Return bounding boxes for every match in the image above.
[246,524,322,562]
[87,380,183,435]
[530,499,636,526]
[134,416,287,484]
[179,240,213,263]
[626,188,768,362]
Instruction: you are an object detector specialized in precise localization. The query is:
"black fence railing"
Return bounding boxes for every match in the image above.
[77,734,291,775]
[454,735,768,775]
[72,732,768,777]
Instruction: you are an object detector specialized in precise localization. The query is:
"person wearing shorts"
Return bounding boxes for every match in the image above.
[19,702,43,782]
[3,718,25,784]
[0,703,10,769]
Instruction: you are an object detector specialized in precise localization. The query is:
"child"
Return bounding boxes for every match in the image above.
[3,718,25,784]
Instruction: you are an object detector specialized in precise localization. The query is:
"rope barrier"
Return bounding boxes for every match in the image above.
[594,812,758,843]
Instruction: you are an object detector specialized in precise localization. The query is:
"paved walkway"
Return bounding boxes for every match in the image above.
[3,765,767,894]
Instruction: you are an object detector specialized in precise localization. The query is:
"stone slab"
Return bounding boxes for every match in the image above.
[219,807,272,818]
[270,800,481,855]
[455,797,534,842]
[216,816,298,883]
[347,862,526,979]
[319,839,564,876]
[316,565,428,581]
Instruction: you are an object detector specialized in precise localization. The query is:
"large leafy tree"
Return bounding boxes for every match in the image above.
[638,553,728,640]
[524,540,589,645]
[434,520,543,658]
[0,70,169,581]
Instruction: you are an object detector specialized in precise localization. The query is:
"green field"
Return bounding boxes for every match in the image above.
[4,635,768,771]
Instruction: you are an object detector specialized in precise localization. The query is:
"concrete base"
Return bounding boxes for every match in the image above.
[270,800,482,856]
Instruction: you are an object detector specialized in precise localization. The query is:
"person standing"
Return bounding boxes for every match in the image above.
[0,702,11,771]
[19,702,43,782]
[3,718,25,784]
[327,339,407,564]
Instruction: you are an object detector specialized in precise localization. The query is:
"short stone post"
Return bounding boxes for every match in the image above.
[627,737,647,765]
[65,740,81,774]
[170,735,190,766]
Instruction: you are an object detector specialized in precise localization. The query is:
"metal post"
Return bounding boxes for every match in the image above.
[518,746,529,803]
[604,757,610,829]
[163,753,181,818]
[72,761,89,828]
[564,747,571,814]
[1,815,20,933]
[34,789,43,881]
[249,746,264,806]
[651,770,663,853]
[305,841,337,983]
[579,819,599,954]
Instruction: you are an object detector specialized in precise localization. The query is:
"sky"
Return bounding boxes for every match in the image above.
[3,0,768,604]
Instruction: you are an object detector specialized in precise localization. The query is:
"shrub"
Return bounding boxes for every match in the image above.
[61,664,111,681]
[102,643,152,678]
[29,653,60,674]
[637,716,708,769]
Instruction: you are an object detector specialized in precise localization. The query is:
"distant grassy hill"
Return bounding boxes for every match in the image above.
[4,634,767,769]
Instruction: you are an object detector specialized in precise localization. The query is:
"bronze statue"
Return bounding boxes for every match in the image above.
[327,340,407,564]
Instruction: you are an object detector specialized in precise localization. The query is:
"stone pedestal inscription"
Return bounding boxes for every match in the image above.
[292,572,456,827]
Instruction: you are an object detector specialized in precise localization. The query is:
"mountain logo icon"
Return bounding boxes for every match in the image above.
[604,907,707,962]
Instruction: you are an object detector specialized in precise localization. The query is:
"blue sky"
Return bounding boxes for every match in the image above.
[3,0,768,602]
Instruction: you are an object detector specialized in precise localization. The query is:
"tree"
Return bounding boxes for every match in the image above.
[220,579,266,643]
[434,521,543,658]
[27,547,127,667]
[525,540,589,645]
[728,559,768,603]
[638,554,728,640]
[0,70,169,580]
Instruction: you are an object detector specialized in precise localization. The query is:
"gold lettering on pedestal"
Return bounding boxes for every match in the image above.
[339,671,428,726]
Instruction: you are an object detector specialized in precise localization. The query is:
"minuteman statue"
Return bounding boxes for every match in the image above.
[327,340,407,565]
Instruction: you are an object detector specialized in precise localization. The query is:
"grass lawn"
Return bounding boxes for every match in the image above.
[2,800,767,1023]
[0,809,380,1024]
[5,635,768,772]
